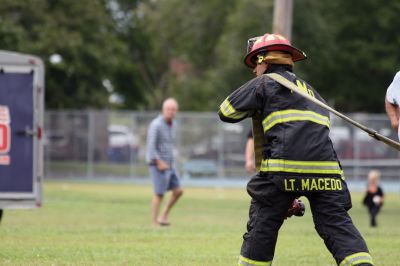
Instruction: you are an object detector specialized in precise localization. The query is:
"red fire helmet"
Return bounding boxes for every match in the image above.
[244,33,307,68]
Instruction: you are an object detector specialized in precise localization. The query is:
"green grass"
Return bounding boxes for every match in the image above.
[0,181,399,265]
[47,161,150,177]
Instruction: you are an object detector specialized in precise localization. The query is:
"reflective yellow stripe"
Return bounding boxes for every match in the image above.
[339,252,374,266]
[238,255,271,266]
[262,109,330,132]
[219,98,248,120]
[260,159,343,175]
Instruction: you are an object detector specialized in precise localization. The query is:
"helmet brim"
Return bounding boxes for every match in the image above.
[244,44,307,68]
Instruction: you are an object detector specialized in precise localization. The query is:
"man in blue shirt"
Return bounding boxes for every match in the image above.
[146,98,183,226]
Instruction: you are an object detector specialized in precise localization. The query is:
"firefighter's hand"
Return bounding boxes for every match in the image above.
[245,159,256,173]
[285,198,305,219]
[156,159,170,171]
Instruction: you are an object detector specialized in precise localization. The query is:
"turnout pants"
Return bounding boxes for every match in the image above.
[239,175,373,266]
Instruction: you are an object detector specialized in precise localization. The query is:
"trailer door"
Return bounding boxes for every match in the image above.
[0,70,35,197]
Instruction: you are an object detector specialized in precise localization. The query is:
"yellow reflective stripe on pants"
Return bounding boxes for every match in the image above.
[260,159,343,175]
[339,252,374,266]
[238,255,271,266]
[262,109,330,132]
[219,98,248,120]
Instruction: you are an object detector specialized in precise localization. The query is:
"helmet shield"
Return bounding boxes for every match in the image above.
[247,36,262,54]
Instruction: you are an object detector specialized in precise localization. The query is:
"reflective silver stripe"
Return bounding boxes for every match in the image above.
[260,159,343,175]
[239,260,254,266]
[262,109,330,132]
[238,255,271,266]
[339,252,373,266]
[220,98,248,119]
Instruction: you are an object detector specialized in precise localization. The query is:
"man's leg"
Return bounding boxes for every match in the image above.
[308,181,373,266]
[160,187,183,224]
[160,169,183,224]
[149,165,168,226]
[152,194,163,226]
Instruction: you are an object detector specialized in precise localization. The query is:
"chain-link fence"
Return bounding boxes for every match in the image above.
[44,110,400,182]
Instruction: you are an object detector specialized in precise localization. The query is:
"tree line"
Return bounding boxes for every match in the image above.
[1,0,399,112]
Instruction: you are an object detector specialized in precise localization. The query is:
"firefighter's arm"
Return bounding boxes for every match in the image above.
[218,97,251,123]
[218,80,262,123]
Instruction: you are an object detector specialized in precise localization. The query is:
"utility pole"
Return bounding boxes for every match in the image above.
[272,0,293,41]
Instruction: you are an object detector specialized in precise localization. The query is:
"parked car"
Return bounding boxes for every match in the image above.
[107,124,139,163]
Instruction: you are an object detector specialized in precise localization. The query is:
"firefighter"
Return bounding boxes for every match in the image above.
[218,33,373,266]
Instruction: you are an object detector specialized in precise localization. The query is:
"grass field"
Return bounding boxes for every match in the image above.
[0,180,399,265]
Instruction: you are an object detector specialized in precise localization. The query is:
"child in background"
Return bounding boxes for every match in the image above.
[363,170,384,227]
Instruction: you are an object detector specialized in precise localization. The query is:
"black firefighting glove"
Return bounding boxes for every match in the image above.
[285,198,305,219]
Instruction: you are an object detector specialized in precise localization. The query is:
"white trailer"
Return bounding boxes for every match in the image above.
[0,50,44,221]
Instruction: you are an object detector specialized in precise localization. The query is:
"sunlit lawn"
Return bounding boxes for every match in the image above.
[0,180,399,265]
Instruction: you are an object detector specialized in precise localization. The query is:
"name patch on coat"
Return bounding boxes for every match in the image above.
[283,177,343,192]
